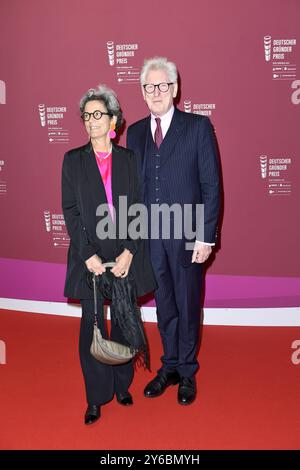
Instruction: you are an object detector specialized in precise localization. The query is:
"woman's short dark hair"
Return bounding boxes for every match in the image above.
[79,84,123,131]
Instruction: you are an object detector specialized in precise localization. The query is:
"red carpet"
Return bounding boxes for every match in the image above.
[0,309,299,450]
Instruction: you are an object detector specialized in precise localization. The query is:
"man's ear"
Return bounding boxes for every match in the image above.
[141,85,147,101]
[173,82,178,99]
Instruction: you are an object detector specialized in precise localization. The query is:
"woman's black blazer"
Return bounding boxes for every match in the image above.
[61,141,156,299]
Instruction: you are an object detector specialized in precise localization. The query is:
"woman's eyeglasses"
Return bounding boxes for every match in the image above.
[81,110,112,121]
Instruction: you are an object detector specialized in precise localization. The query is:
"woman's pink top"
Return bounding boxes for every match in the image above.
[94,150,114,221]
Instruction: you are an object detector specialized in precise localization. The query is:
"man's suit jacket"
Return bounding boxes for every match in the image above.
[127,108,220,264]
[61,142,156,299]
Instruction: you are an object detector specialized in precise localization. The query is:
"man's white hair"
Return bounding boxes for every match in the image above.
[140,57,178,85]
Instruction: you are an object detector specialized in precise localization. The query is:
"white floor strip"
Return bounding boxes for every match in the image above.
[0,298,300,326]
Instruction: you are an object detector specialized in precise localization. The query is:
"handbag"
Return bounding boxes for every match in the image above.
[90,266,136,365]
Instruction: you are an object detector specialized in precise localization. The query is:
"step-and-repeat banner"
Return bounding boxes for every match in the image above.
[0,0,299,308]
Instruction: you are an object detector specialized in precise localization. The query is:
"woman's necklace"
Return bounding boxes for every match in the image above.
[94,144,112,162]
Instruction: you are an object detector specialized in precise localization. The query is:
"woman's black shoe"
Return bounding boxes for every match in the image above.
[116,392,133,406]
[84,404,101,425]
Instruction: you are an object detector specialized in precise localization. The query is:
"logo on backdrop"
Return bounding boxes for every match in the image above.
[183,99,216,117]
[105,40,141,85]
[43,210,69,248]
[259,155,268,179]
[106,41,115,66]
[259,154,293,196]
[43,210,51,232]
[0,159,7,195]
[263,35,272,62]
[263,35,297,81]
[38,104,46,126]
[0,80,6,104]
[291,340,300,365]
[37,104,70,144]
[291,79,300,104]
[183,100,192,113]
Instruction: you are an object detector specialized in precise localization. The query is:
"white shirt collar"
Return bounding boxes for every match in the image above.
[150,105,175,138]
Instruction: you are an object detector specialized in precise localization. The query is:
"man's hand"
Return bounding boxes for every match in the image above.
[111,249,133,278]
[192,241,212,264]
[85,254,106,276]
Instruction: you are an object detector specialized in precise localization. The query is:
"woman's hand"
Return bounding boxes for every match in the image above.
[85,254,106,276]
[111,249,133,278]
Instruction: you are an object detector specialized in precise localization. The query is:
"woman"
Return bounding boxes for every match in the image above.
[62,85,156,425]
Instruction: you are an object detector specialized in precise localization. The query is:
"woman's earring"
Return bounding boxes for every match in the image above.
[108,122,116,139]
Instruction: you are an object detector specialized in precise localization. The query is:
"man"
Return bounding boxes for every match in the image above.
[127,57,220,405]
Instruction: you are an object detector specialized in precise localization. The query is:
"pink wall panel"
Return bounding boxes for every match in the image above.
[0,0,299,307]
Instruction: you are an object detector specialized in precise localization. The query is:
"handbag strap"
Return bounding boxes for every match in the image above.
[93,273,98,326]
[92,261,117,325]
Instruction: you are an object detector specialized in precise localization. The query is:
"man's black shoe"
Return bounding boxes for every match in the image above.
[84,404,101,425]
[178,377,196,405]
[144,371,180,398]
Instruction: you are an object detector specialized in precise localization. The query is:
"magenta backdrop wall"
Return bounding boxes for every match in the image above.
[0,0,299,308]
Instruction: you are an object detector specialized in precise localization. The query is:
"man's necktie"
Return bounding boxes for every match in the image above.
[154,117,163,148]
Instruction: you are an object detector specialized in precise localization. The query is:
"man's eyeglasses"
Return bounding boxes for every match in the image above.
[143,82,174,94]
[81,110,112,121]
